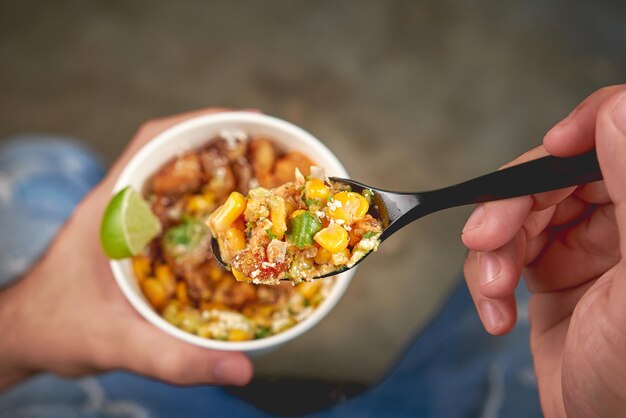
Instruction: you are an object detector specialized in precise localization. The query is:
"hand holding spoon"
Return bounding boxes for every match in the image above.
[212,150,602,279]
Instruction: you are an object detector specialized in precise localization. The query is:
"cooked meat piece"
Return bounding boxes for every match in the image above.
[232,158,253,195]
[272,151,315,185]
[153,153,203,195]
[182,262,213,302]
[248,138,276,176]
[199,147,236,198]
[349,214,381,246]
[214,137,248,161]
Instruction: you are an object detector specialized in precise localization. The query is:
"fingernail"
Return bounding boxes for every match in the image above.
[213,358,241,385]
[463,205,485,233]
[479,252,501,285]
[613,94,626,134]
[480,301,504,330]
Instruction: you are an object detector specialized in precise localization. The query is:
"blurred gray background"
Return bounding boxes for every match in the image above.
[1,0,624,384]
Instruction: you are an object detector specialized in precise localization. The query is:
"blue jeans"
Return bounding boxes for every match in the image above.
[0,137,542,418]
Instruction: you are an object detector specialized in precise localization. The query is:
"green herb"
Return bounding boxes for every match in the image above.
[303,299,311,307]
[162,218,208,259]
[266,229,277,240]
[326,194,333,202]
[363,231,377,240]
[255,327,272,339]
[362,189,374,204]
[286,212,322,248]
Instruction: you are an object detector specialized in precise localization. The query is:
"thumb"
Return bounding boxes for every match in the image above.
[114,318,254,386]
[596,90,626,255]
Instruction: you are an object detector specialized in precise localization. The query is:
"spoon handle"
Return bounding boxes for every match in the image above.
[421,150,602,212]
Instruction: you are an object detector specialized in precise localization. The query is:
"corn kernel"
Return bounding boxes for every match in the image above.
[314,247,332,264]
[141,278,168,309]
[232,268,252,282]
[207,191,247,234]
[209,266,224,281]
[218,228,247,263]
[331,248,351,266]
[327,192,369,225]
[289,209,306,219]
[176,281,189,304]
[269,197,287,239]
[298,281,321,299]
[305,178,330,201]
[228,329,253,341]
[314,223,349,253]
[155,264,176,296]
[132,256,151,282]
[185,194,213,214]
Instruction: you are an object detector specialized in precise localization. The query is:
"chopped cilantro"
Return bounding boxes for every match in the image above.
[266,229,277,240]
[326,194,333,202]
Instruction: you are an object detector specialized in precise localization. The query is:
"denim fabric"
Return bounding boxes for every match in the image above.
[0,138,542,418]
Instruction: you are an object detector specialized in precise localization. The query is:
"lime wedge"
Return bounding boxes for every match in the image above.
[100,186,162,259]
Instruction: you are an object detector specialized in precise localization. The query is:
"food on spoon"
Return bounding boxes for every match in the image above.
[207,169,383,285]
[103,131,337,341]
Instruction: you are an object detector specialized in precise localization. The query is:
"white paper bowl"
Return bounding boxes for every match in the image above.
[110,112,354,354]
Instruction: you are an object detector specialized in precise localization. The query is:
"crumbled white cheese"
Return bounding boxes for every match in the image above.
[219,128,248,148]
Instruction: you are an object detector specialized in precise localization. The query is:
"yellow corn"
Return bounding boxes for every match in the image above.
[155,264,176,296]
[314,223,349,253]
[305,178,330,201]
[209,266,224,281]
[141,278,168,309]
[298,280,322,299]
[269,197,287,239]
[207,191,247,234]
[132,256,151,282]
[314,247,332,264]
[186,194,213,214]
[289,209,306,219]
[326,192,369,225]
[218,227,247,263]
[227,329,253,341]
[176,281,189,304]
[232,268,252,282]
[331,248,351,266]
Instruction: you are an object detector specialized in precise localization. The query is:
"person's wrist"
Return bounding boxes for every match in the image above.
[0,278,37,390]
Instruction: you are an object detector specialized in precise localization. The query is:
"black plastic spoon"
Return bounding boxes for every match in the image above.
[211,150,602,279]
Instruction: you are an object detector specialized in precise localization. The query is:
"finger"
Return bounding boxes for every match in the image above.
[462,146,574,252]
[462,197,533,252]
[464,245,520,336]
[595,90,626,306]
[478,231,526,300]
[115,319,253,386]
[573,180,610,205]
[543,85,626,156]
[525,204,620,292]
[596,90,626,253]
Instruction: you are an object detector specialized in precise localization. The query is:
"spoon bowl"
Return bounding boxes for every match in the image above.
[212,150,603,280]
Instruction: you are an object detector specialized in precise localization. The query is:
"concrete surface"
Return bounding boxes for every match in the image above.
[1,0,625,383]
